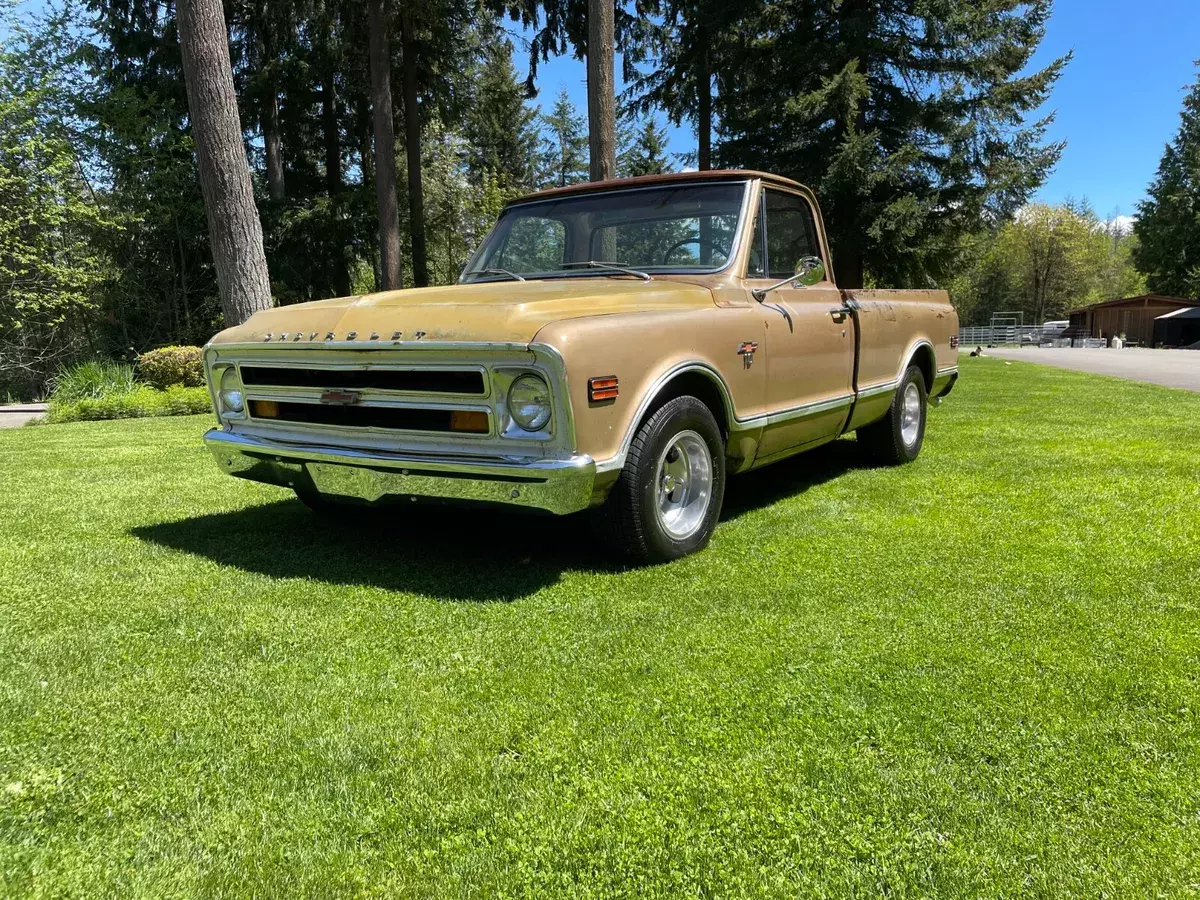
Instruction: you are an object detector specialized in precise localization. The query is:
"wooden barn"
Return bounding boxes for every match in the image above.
[1064,295,1199,346]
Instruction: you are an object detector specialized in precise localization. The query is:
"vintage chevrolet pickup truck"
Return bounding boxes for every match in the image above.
[203,170,959,562]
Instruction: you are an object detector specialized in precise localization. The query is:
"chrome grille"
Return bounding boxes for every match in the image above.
[239,365,485,395]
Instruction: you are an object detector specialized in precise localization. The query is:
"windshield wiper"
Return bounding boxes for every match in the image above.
[471,267,526,282]
[561,260,652,282]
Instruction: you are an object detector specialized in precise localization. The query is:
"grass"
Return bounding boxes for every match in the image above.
[1,358,1199,897]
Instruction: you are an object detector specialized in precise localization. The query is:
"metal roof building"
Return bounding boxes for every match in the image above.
[1065,295,1199,346]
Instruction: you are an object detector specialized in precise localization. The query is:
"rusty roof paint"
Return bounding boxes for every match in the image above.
[508,169,807,206]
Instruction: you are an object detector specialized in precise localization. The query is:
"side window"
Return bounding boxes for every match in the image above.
[493,216,566,273]
[746,195,766,278]
[764,190,822,280]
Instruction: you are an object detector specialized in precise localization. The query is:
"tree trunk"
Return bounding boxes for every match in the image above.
[177,0,272,326]
[367,0,403,290]
[323,75,341,195]
[697,29,712,171]
[586,0,616,182]
[400,15,428,287]
[263,88,285,200]
[259,5,285,201]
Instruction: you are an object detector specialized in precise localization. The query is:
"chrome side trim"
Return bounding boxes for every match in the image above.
[595,360,855,473]
[204,429,596,515]
[936,365,959,376]
[743,393,854,429]
[855,379,900,400]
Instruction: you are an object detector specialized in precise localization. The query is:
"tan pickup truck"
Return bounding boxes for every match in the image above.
[203,170,959,562]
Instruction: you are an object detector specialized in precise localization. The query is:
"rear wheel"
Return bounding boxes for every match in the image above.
[594,395,725,563]
[857,364,927,465]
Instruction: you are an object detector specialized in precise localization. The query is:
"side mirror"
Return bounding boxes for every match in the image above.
[794,256,825,287]
[752,254,828,301]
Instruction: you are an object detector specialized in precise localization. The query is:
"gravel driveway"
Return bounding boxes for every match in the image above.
[980,347,1200,393]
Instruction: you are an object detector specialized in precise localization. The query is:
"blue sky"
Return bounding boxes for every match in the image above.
[507,0,1200,219]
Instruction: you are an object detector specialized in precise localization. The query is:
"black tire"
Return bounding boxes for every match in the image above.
[594,395,726,563]
[857,364,927,465]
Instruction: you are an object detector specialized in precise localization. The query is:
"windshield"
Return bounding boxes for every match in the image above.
[461,182,748,282]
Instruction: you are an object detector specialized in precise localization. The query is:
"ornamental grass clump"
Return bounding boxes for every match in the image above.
[49,360,135,403]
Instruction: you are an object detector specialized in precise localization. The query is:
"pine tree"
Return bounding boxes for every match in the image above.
[463,37,540,190]
[619,118,671,177]
[1134,67,1200,299]
[628,0,737,170]
[717,0,1068,288]
[539,89,589,187]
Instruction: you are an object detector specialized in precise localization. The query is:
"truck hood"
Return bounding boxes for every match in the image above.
[208,278,715,346]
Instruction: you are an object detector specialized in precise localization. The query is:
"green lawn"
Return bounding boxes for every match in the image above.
[2,358,1199,897]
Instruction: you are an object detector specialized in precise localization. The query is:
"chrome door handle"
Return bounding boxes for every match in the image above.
[830,307,852,321]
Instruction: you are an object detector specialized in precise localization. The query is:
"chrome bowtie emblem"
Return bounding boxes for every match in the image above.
[319,390,361,405]
[737,341,758,368]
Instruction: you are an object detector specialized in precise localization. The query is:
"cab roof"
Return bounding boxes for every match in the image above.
[508,169,807,206]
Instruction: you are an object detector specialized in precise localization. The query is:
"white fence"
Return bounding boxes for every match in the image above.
[958,328,1107,349]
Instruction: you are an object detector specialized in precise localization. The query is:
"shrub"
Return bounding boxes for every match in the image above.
[45,385,212,424]
[137,345,205,390]
[50,360,136,403]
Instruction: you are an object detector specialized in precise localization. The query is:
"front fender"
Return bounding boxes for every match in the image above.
[533,307,767,470]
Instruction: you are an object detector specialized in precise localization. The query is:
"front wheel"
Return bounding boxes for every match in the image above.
[594,395,726,563]
[857,364,927,465]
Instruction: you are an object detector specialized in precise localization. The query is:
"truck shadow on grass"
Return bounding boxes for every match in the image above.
[131,439,864,602]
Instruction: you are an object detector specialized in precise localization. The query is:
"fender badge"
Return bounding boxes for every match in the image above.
[737,341,758,368]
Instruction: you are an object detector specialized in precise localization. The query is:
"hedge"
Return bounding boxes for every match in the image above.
[46,385,212,423]
[137,345,205,390]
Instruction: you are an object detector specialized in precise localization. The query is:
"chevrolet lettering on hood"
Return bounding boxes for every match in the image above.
[202,170,959,563]
[261,330,428,343]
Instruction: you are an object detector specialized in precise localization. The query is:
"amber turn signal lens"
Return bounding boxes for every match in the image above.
[449,410,489,433]
[250,399,280,419]
[588,376,619,402]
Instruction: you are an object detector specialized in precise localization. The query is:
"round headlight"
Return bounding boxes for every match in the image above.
[507,374,551,431]
[219,368,244,413]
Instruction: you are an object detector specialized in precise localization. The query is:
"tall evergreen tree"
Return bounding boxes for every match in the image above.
[628,0,741,170]
[539,88,589,187]
[1134,66,1200,299]
[619,117,671,177]
[718,0,1068,288]
[463,36,540,190]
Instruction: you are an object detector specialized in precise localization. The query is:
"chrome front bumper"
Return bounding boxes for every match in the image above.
[204,429,597,515]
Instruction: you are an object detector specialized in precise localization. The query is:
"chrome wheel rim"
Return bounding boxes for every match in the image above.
[900,382,922,446]
[654,430,712,540]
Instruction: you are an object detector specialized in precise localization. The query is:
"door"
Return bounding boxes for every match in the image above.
[747,188,855,459]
